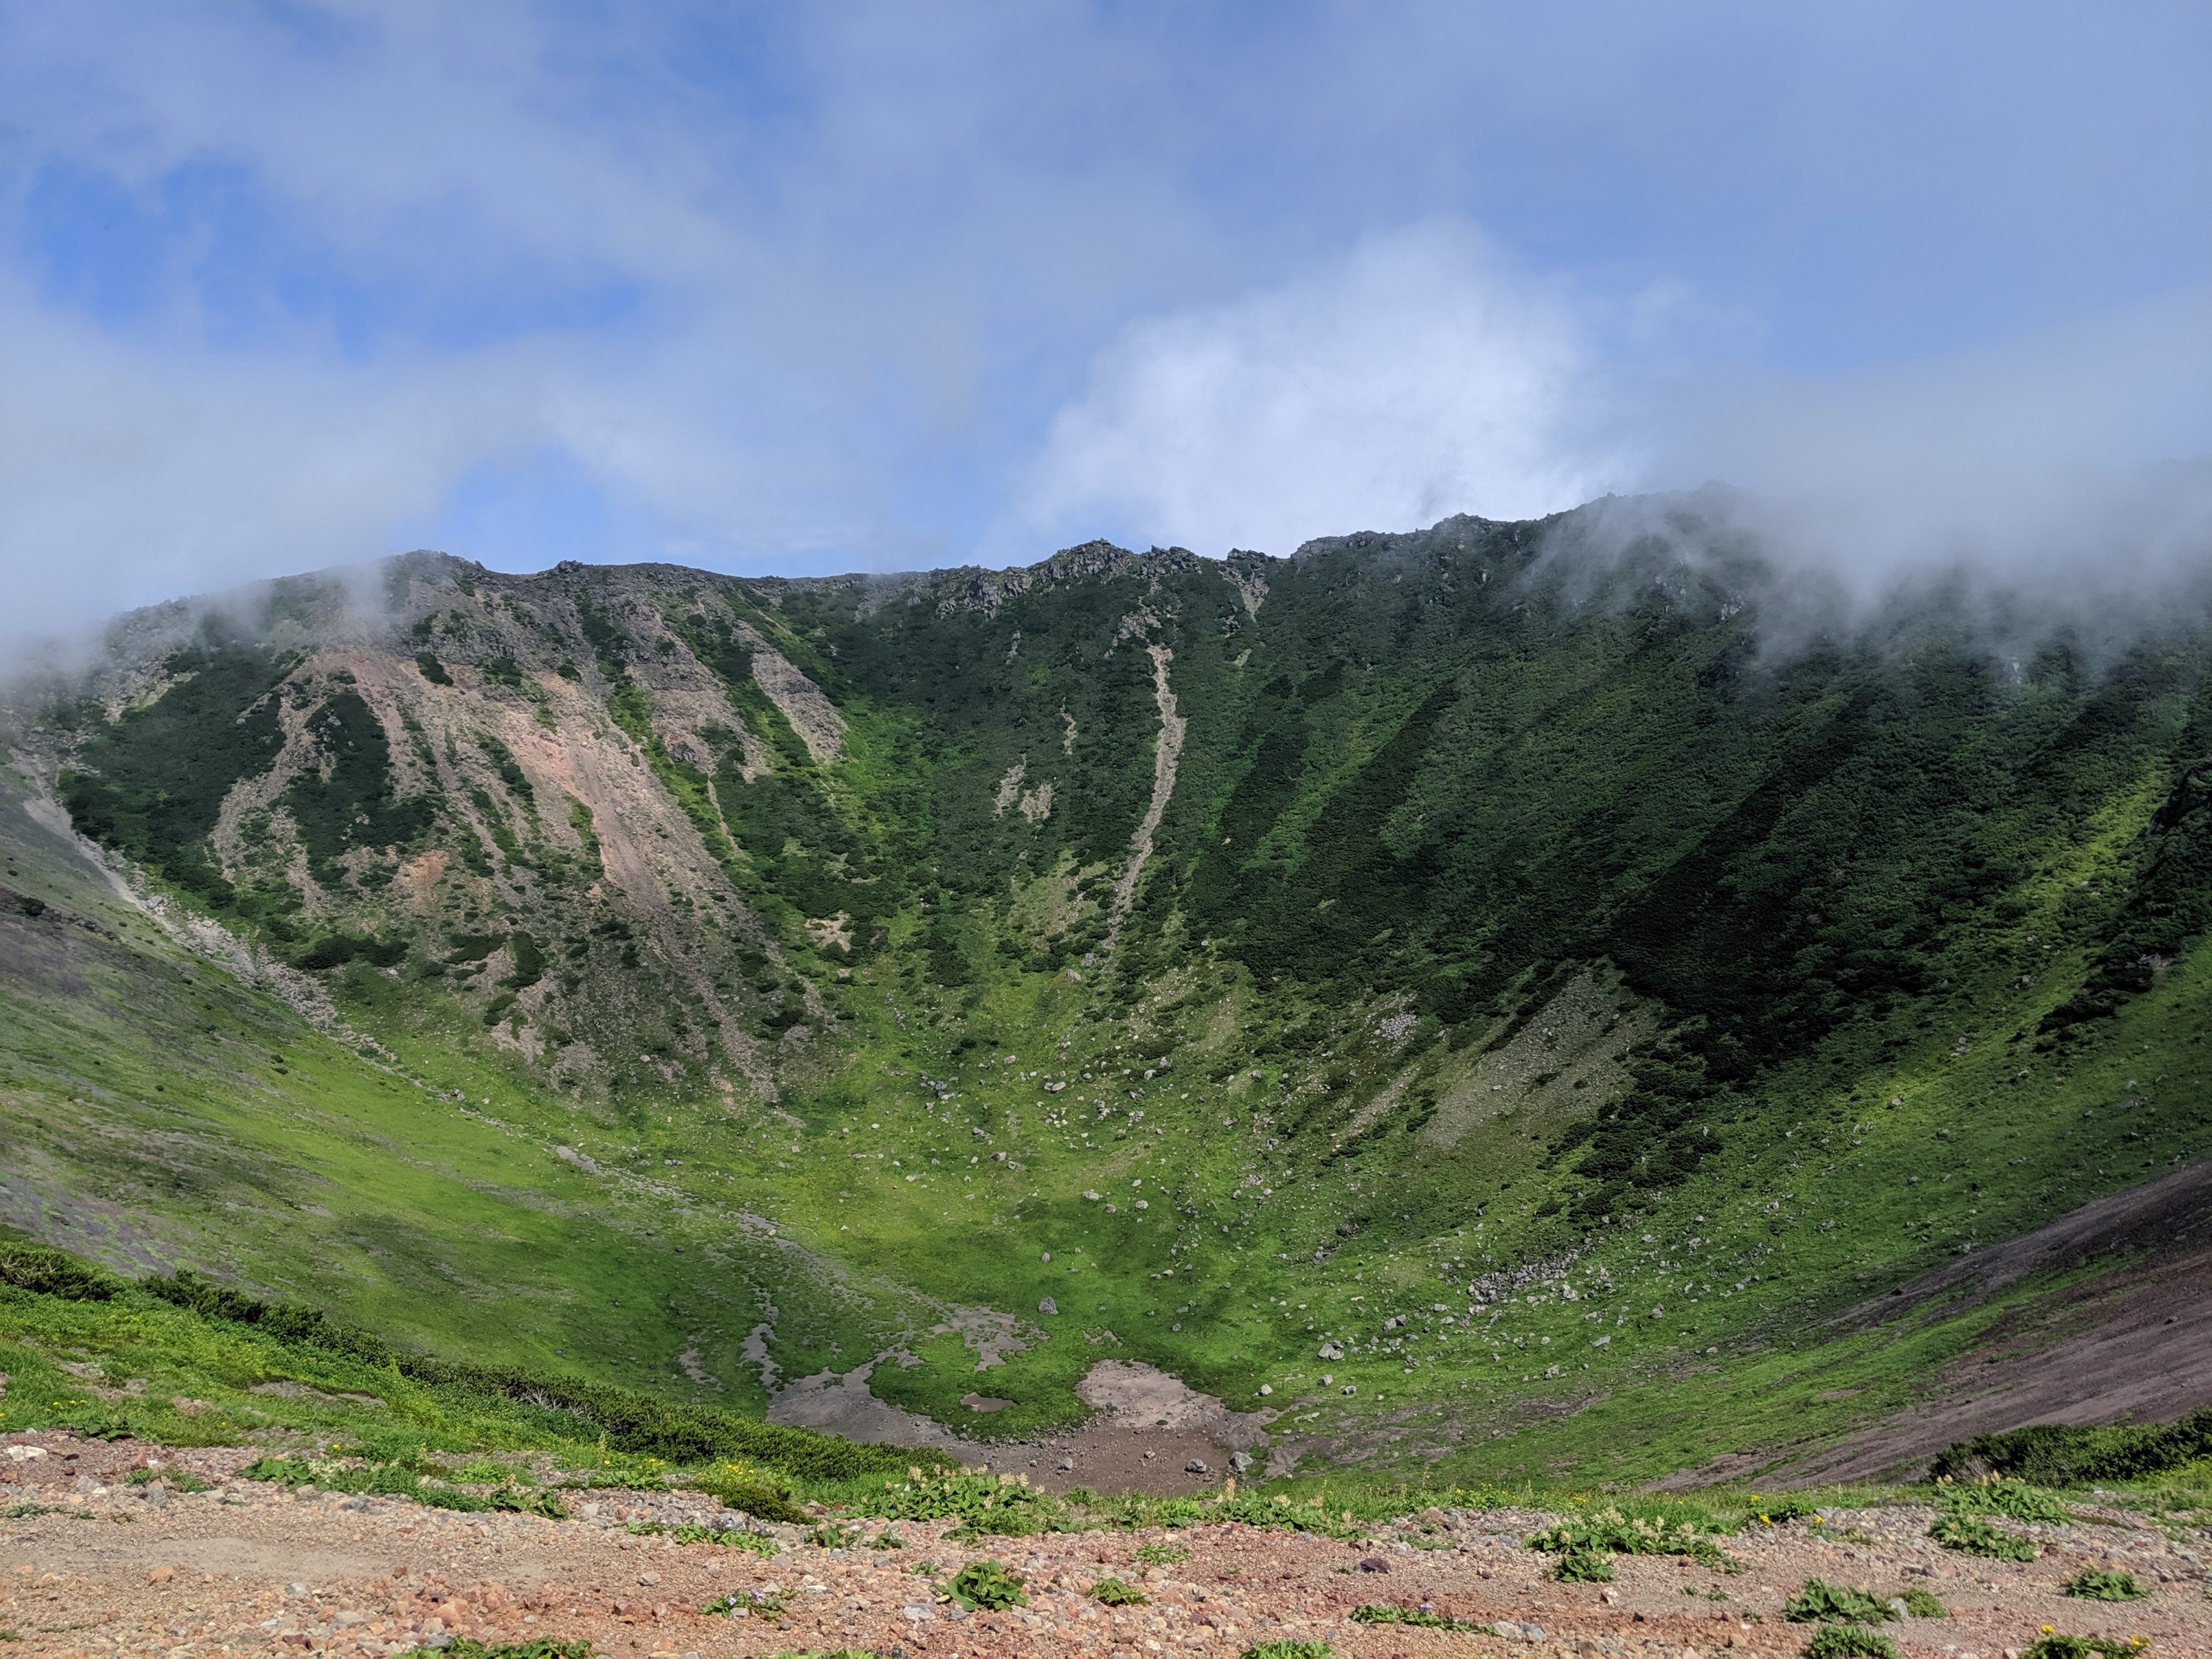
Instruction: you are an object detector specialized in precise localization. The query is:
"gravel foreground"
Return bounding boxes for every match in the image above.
[2,1433,2205,1659]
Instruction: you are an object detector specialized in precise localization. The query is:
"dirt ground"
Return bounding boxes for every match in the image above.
[770,1360,1271,1500]
[5,1429,2207,1659]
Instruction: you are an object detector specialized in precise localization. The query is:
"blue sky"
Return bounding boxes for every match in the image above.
[1,2,2208,634]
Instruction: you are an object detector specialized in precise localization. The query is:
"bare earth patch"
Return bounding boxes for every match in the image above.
[4,1429,2206,1659]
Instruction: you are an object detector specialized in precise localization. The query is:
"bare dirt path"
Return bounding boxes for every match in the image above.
[4,1431,2206,1659]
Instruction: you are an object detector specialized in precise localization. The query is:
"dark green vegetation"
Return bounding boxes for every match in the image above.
[2064,1570,2148,1600]
[1784,1580,1897,1624]
[2020,1639,2151,1659]
[942,1560,1026,1611]
[1527,1501,1737,1570]
[1927,1513,2038,1560]
[1350,1603,1481,1628]
[0,1235,931,1516]
[1934,1413,2212,1487]
[10,497,2212,1491]
[1799,1630,1901,1659]
[1936,1478,2077,1524]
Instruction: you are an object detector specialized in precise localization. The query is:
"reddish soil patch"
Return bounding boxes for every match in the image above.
[6,1429,2208,1659]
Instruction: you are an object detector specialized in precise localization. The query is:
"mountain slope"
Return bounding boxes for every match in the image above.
[7,494,2212,1484]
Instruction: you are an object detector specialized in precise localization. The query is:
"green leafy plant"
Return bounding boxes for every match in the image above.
[1527,1504,1737,1571]
[1089,1576,1147,1606]
[1350,1604,1471,1628]
[693,1459,808,1523]
[1897,1587,1946,1618]
[1238,1644,1333,1659]
[702,1590,788,1621]
[1743,1493,1824,1526]
[126,1467,212,1493]
[1799,1629,1901,1659]
[1135,1541,1190,1565]
[2064,1570,2148,1601]
[447,1459,532,1485]
[867,1471,1060,1538]
[241,1456,566,1519]
[1933,1409,2212,1487]
[1784,1580,1895,1624]
[2020,1636,2151,1658]
[400,1642,592,1659]
[625,1520,778,1554]
[1927,1513,2036,1560]
[944,1560,1027,1611]
[1938,1478,2075,1524]
[1551,1549,1614,1583]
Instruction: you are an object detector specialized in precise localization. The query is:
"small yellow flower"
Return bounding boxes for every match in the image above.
[2042,1625,2055,1633]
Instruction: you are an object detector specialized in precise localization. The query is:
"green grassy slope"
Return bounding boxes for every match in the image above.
[7,495,2212,1486]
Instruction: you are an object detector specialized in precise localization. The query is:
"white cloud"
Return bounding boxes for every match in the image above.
[1662,282,2212,600]
[0,277,548,641]
[1020,220,1623,556]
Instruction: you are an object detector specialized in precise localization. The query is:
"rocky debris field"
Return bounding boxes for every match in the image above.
[1,1432,2205,1659]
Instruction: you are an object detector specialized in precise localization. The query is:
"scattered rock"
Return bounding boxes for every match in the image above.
[1359,1557,1390,1573]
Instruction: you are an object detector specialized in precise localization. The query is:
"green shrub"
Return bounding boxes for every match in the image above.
[1897,1587,1946,1618]
[1931,1409,2212,1486]
[2063,1570,2147,1601]
[1527,1503,1737,1570]
[0,1242,121,1301]
[866,1471,1060,1537]
[239,1456,565,1519]
[1089,1576,1147,1606]
[1551,1549,1614,1583]
[693,1462,807,1524]
[124,1467,211,1494]
[1784,1580,1895,1624]
[1799,1629,1900,1659]
[1938,1478,2075,1523]
[142,1262,930,1487]
[1351,1604,1467,1627]
[2020,1636,2151,1658]
[1135,1541,1191,1565]
[1927,1514,2036,1560]
[944,1560,1026,1611]
[701,1590,786,1621]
